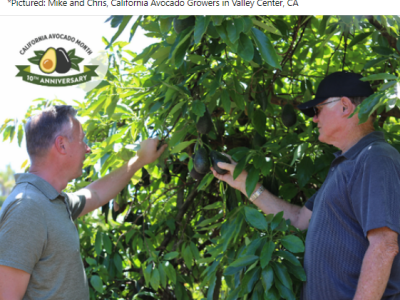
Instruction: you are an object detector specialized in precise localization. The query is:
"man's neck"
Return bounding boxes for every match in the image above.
[29,165,68,193]
[335,127,375,153]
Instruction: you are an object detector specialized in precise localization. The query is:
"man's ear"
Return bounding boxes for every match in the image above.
[341,97,355,117]
[54,135,67,155]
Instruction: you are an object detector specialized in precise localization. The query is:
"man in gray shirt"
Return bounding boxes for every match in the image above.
[212,72,400,299]
[0,105,167,300]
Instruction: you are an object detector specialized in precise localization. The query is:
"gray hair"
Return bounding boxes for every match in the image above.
[25,105,77,158]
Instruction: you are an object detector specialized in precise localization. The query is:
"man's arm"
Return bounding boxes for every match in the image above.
[77,138,167,217]
[211,161,312,230]
[0,265,30,300]
[353,227,399,300]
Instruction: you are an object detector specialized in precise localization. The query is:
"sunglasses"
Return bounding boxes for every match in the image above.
[313,98,341,117]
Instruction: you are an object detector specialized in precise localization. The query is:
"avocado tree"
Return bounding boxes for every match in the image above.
[2,15,400,300]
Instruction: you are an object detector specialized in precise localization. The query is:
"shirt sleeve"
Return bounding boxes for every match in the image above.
[0,197,47,274]
[305,192,318,211]
[64,192,86,220]
[352,154,400,237]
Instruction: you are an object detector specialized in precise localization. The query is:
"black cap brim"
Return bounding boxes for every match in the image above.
[297,97,326,117]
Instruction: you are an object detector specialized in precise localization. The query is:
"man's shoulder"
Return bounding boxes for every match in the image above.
[0,182,46,222]
[359,139,400,162]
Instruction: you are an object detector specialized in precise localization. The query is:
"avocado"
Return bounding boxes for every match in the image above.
[174,16,195,34]
[141,167,151,187]
[190,167,205,181]
[209,150,230,175]
[252,132,267,149]
[196,108,213,135]
[193,146,210,174]
[256,84,268,111]
[55,48,71,74]
[282,103,297,128]
[39,47,57,74]
[162,166,171,184]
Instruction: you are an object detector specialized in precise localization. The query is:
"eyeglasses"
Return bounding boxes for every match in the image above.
[313,98,341,117]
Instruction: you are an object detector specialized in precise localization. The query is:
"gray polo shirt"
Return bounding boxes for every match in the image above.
[0,173,89,300]
[302,131,400,300]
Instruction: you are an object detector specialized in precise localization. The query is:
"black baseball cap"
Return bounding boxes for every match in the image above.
[297,71,374,117]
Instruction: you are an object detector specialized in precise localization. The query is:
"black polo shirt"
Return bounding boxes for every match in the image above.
[303,131,400,300]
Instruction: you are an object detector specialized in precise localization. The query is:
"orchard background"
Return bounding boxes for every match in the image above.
[2,15,400,300]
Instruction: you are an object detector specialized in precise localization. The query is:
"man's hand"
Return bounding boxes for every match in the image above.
[210,155,250,196]
[211,154,311,230]
[78,138,168,217]
[136,138,168,166]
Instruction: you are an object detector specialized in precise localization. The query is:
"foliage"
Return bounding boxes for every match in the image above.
[2,15,400,299]
[0,165,15,209]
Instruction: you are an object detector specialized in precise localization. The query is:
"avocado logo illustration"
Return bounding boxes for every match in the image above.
[16,38,98,87]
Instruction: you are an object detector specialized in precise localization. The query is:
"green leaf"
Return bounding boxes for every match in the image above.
[274,276,296,300]
[245,206,268,230]
[271,211,284,231]
[226,286,240,300]
[150,268,160,291]
[94,232,102,256]
[283,260,306,281]
[245,167,260,198]
[228,255,259,268]
[90,275,104,293]
[251,27,281,69]
[170,139,196,154]
[253,19,281,36]
[164,252,179,260]
[102,234,112,254]
[280,235,305,253]
[129,16,143,42]
[363,57,387,69]
[158,263,167,288]
[212,16,224,26]
[113,253,123,274]
[190,241,201,260]
[239,266,261,296]
[183,245,194,269]
[175,35,191,68]
[144,264,152,287]
[261,264,274,292]
[348,32,373,48]
[28,56,40,65]
[276,251,301,266]
[360,73,397,81]
[238,33,254,62]
[226,20,239,43]
[260,240,275,268]
[194,16,211,44]
[192,100,206,117]
[296,156,314,188]
[203,201,222,210]
[252,110,266,136]
[34,50,45,57]
[272,262,292,290]
[17,124,23,147]
[107,16,133,49]
[233,156,247,180]
[164,262,176,284]
[372,46,394,56]
[221,89,231,113]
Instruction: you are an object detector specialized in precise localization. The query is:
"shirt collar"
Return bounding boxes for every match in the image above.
[14,173,64,201]
[333,131,385,160]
